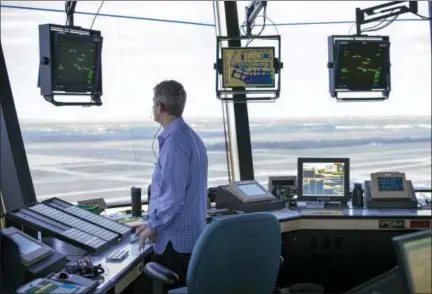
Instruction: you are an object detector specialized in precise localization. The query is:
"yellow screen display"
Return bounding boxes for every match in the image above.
[403,236,431,294]
[222,47,275,88]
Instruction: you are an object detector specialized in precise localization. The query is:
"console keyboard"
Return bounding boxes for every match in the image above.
[106,249,129,262]
[63,228,106,249]
[30,204,118,241]
[65,205,130,234]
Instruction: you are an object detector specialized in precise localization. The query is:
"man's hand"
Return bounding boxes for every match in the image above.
[130,222,156,249]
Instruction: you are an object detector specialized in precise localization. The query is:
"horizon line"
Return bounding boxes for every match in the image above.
[18,114,432,125]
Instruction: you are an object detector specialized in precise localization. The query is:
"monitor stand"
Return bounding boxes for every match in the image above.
[304,201,347,209]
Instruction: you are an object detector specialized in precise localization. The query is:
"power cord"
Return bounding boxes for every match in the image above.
[90,1,105,30]
[152,124,163,160]
[412,12,430,20]
[241,7,279,47]
[362,13,399,33]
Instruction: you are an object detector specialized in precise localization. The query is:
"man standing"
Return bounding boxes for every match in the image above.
[135,80,208,292]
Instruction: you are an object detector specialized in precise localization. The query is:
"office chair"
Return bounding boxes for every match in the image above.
[144,212,282,294]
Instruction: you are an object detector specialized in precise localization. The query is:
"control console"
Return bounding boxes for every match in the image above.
[364,172,418,209]
[215,180,284,212]
[1,226,67,280]
[6,200,131,254]
[17,272,98,294]
[2,226,54,267]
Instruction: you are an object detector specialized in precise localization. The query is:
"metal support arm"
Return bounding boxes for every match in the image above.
[355,1,418,35]
[245,1,267,36]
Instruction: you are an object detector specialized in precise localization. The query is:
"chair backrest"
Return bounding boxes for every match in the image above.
[186,212,281,294]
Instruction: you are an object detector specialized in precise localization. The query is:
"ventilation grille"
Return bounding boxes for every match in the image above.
[309,236,345,266]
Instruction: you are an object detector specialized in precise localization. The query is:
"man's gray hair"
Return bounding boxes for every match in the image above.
[153,80,187,117]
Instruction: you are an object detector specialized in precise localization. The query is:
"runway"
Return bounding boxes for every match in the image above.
[26,140,431,204]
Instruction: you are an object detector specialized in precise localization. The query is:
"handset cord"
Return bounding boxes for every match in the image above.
[152,124,163,160]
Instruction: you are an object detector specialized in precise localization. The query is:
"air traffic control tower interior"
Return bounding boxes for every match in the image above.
[0,1,431,294]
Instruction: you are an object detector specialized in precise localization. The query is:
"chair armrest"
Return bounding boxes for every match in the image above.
[144,262,180,285]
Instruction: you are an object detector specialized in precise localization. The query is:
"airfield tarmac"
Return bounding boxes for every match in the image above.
[25,140,431,204]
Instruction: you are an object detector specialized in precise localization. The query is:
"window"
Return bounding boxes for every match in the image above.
[236,1,431,188]
[1,1,229,205]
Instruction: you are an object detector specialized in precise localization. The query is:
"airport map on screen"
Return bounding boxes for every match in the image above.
[222,47,275,88]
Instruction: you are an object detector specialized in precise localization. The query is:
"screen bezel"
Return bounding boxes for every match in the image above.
[370,172,410,199]
[297,157,350,203]
[228,180,275,203]
[221,46,276,89]
[334,39,390,91]
[2,227,54,266]
[393,230,432,294]
[51,31,103,93]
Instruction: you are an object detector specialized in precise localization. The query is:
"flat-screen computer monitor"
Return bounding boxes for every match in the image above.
[297,158,350,203]
[393,230,432,294]
[221,47,275,88]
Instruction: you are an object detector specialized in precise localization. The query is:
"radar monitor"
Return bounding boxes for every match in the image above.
[222,47,275,88]
[297,158,350,203]
[56,34,98,85]
[38,24,103,106]
[1,226,54,267]
[334,39,390,92]
[393,230,432,294]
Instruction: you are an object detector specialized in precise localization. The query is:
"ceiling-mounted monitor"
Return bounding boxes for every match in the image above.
[335,40,389,91]
[221,47,275,89]
[38,24,103,106]
[328,35,391,101]
[215,35,282,102]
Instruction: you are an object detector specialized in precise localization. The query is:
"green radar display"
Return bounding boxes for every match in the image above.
[335,39,390,91]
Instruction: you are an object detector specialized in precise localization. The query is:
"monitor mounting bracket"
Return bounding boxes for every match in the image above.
[245,1,267,36]
[65,1,78,28]
[355,1,418,35]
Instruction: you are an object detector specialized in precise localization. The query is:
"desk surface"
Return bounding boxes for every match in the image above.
[83,206,432,292]
[91,240,152,293]
[270,206,431,221]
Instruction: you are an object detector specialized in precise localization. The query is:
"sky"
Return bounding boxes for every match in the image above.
[0,1,431,122]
